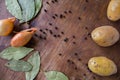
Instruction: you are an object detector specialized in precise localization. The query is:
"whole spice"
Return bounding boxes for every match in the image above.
[0,17,15,36]
[0,47,33,60]
[11,28,37,47]
[45,71,69,80]
[5,60,33,72]
[25,51,40,80]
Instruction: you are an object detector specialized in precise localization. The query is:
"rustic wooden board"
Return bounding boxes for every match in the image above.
[0,0,120,80]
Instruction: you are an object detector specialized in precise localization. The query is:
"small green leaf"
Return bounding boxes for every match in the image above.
[34,0,42,16]
[18,0,35,22]
[0,47,33,60]
[45,71,69,80]
[5,60,33,72]
[25,51,40,80]
[5,0,22,19]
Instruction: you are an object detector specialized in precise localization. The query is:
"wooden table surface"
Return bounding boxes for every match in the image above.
[0,0,120,80]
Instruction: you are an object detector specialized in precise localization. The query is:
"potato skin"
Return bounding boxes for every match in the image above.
[91,26,119,47]
[107,0,120,21]
[88,57,117,76]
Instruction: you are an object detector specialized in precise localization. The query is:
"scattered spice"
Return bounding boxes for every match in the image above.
[49,23,52,26]
[34,34,38,37]
[78,58,81,61]
[84,37,87,40]
[85,0,89,3]
[83,74,86,76]
[46,2,49,4]
[49,30,53,34]
[85,27,88,30]
[51,0,55,3]
[72,35,76,38]
[52,16,56,19]
[39,29,43,32]
[85,63,88,66]
[88,33,91,36]
[58,53,62,56]
[44,9,47,13]
[61,31,64,35]
[71,61,74,64]
[54,0,58,2]
[39,35,43,39]
[78,17,81,20]
[43,37,47,40]
[55,14,58,17]
[93,76,96,79]
[42,31,46,35]
[57,34,61,37]
[67,59,70,62]
[53,34,57,38]
[60,14,64,18]
[64,38,69,42]
[74,53,78,56]
[45,28,48,31]
[55,27,58,30]
[73,42,76,44]
[68,10,72,14]
[64,11,67,14]
[74,67,78,70]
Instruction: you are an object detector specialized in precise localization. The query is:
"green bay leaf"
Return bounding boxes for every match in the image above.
[25,51,40,80]
[34,0,42,16]
[0,47,33,60]
[5,60,33,72]
[5,0,22,19]
[45,71,69,80]
[18,0,35,22]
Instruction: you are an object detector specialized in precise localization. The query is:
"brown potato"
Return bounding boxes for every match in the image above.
[91,26,119,47]
[88,57,117,76]
[107,0,120,21]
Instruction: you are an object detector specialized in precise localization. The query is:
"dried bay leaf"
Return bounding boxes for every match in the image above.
[18,0,35,22]
[5,0,22,19]
[34,0,42,16]
[0,47,33,60]
[25,51,40,80]
[5,0,42,23]
[5,60,33,72]
[45,71,69,80]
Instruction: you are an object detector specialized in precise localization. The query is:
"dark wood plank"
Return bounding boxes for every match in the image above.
[1,0,120,80]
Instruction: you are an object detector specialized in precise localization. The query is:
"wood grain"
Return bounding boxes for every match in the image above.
[0,0,120,80]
